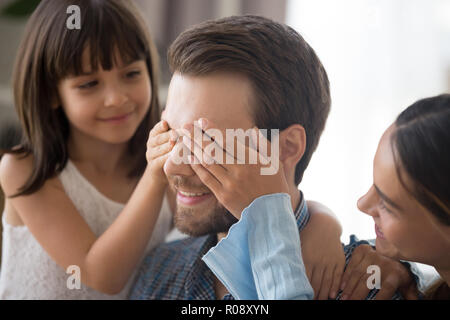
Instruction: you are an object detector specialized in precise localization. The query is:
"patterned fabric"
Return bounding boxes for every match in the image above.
[129,194,309,300]
[129,195,409,300]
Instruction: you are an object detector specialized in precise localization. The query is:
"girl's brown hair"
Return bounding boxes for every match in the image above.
[9,0,160,197]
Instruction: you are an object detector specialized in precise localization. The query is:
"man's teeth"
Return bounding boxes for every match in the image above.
[179,190,209,197]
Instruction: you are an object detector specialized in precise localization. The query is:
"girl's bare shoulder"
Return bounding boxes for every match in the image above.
[0,152,63,196]
[0,152,34,196]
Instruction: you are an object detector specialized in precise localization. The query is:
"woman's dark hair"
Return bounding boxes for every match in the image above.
[391,94,450,226]
[392,94,450,300]
[7,0,160,197]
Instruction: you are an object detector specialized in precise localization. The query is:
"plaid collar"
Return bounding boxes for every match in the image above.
[187,191,310,300]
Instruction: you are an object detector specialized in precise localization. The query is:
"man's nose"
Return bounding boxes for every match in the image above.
[164,141,197,178]
[357,186,379,217]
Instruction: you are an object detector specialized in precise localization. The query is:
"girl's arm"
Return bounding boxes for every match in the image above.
[0,121,175,295]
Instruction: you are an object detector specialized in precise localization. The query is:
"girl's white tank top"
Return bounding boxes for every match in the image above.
[0,160,172,299]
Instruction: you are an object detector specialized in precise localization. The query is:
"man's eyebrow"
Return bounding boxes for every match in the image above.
[374,185,402,210]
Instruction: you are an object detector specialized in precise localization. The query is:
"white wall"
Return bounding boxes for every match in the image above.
[286,0,450,243]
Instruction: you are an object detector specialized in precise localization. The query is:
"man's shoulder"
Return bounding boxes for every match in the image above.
[129,235,212,300]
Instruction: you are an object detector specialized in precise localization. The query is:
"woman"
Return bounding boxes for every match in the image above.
[204,94,450,299]
[353,94,450,299]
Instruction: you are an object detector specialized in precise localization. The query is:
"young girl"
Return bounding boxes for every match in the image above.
[0,0,356,300]
[0,0,176,299]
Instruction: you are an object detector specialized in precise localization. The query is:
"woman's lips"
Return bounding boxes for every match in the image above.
[176,190,213,206]
[375,224,385,239]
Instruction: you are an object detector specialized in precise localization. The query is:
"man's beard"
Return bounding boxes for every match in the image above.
[168,176,239,237]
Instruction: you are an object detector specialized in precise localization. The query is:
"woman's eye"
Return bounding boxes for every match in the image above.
[79,80,98,89]
[378,200,391,213]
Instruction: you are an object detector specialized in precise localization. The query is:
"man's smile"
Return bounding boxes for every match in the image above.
[176,188,214,206]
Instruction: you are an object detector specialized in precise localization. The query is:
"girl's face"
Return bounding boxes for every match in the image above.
[57,48,152,145]
[358,125,450,268]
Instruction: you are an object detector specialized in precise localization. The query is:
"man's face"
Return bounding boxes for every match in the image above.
[163,72,255,236]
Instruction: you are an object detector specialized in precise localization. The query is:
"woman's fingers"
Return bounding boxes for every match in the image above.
[372,274,399,300]
[317,267,333,300]
[195,119,267,166]
[310,267,325,300]
[347,273,371,299]
[340,247,365,292]
[181,133,229,183]
[329,262,344,299]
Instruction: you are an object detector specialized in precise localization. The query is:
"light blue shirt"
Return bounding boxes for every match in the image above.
[202,193,314,300]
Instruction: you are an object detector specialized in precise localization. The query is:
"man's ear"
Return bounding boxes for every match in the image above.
[279,124,306,170]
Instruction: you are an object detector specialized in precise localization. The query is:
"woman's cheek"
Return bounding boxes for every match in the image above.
[383,215,418,259]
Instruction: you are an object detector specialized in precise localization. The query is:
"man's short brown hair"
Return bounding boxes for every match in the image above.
[168,15,331,185]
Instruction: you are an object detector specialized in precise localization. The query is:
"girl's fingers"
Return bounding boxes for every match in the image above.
[253,126,271,164]
[150,120,169,137]
[148,140,175,160]
[148,130,176,148]
[182,135,228,181]
[195,118,252,164]
[192,121,237,165]
[188,155,222,195]
[153,149,172,168]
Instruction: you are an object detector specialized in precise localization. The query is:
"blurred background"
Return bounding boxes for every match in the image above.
[0,0,449,283]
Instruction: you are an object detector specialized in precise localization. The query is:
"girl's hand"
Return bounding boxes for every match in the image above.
[180,118,289,219]
[146,120,177,185]
[339,244,419,300]
[300,201,345,300]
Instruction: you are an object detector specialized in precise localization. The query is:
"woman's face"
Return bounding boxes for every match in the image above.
[358,124,450,268]
[57,48,152,145]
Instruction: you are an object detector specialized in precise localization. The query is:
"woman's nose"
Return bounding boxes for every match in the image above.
[357,186,378,217]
